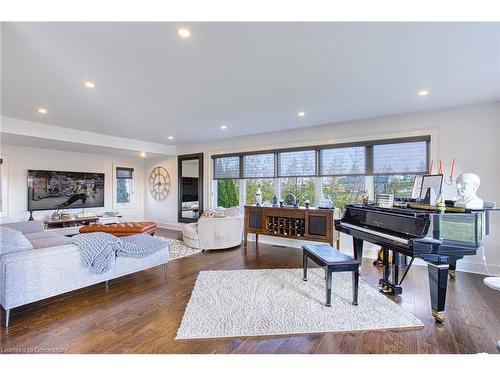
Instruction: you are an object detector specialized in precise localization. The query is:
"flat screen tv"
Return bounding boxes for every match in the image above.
[28,170,105,211]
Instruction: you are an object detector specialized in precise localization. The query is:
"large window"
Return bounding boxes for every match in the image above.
[212,136,430,211]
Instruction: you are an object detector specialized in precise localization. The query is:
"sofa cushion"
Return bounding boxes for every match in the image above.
[24,231,71,249]
[0,227,33,254]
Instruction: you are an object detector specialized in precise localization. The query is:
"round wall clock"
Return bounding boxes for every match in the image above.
[149,166,171,201]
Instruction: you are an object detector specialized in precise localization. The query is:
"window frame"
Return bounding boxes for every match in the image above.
[113,164,135,209]
[211,135,431,211]
[212,135,430,179]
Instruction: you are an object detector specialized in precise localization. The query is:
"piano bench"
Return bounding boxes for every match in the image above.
[302,244,361,307]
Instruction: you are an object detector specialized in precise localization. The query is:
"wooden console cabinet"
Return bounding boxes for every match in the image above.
[244,205,338,247]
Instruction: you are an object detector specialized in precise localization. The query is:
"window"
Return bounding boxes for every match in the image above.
[278,150,316,177]
[280,177,316,205]
[211,136,430,212]
[246,179,275,205]
[320,146,366,176]
[373,141,428,174]
[217,179,240,208]
[322,176,365,210]
[115,166,134,206]
[214,156,240,179]
[374,175,415,199]
[243,153,275,178]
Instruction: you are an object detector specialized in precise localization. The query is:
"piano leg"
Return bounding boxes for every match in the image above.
[448,257,461,279]
[392,252,400,286]
[353,238,364,273]
[353,237,363,261]
[427,261,449,323]
[383,248,390,281]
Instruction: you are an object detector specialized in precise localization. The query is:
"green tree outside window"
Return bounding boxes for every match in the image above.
[217,179,239,208]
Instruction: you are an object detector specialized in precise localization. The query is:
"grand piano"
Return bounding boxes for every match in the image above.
[335,204,485,322]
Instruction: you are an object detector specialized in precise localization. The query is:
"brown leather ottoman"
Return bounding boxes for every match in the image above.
[79,221,157,237]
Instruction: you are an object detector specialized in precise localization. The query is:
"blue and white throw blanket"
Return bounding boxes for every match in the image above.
[70,232,168,274]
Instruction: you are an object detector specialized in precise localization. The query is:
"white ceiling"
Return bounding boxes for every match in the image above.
[1,22,499,145]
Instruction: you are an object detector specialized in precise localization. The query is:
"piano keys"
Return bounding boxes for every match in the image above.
[335,204,484,323]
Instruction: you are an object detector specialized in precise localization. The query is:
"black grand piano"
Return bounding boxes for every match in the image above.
[335,204,485,323]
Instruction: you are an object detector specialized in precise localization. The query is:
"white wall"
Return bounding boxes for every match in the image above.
[173,102,500,275]
[0,144,145,223]
[143,156,179,228]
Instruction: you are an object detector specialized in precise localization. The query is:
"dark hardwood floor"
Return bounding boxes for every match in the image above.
[1,228,499,354]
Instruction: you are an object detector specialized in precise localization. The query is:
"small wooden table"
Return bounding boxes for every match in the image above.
[302,244,360,307]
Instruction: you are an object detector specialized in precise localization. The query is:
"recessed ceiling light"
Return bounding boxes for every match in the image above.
[84,81,95,89]
[418,89,429,97]
[220,125,227,130]
[37,108,48,114]
[168,136,174,140]
[177,28,191,38]
[140,151,146,158]
[298,111,306,117]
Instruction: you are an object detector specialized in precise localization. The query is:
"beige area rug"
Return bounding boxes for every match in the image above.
[176,268,423,339]
[154,236,202,260]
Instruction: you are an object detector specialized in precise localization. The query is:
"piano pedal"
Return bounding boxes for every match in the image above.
[378,279,403,295]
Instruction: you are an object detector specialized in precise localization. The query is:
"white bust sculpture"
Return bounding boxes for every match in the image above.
[454,173,484,209]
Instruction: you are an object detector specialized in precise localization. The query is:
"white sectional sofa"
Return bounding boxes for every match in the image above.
[0,221,169,327]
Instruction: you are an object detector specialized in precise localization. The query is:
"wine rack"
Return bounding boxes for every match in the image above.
[266,216,305,237]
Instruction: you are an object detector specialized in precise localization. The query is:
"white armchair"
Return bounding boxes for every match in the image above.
[183,214,243,250]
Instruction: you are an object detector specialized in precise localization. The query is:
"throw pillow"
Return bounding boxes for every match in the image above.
[0,226,34,254]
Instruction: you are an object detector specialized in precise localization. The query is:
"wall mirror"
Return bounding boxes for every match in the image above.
[178,153,204,223]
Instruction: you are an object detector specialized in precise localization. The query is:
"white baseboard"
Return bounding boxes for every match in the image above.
[456,260,500,276]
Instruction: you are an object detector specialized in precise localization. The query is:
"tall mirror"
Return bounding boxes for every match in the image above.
[178,153,204,223]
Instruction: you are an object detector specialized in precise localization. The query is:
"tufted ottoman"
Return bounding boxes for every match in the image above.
[79,221,157,237]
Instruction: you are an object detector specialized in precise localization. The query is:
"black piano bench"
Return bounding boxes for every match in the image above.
[302,244,361,307]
